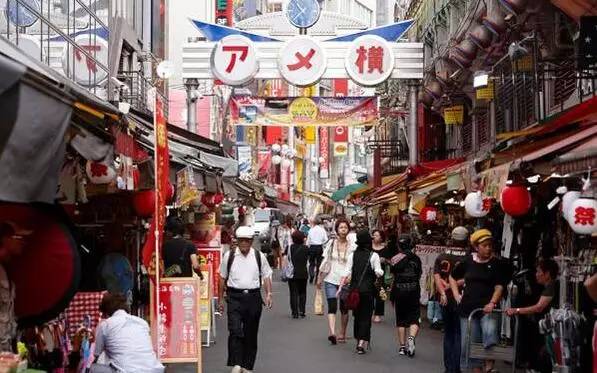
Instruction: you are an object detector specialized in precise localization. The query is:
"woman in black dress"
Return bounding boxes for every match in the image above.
[371,229,388,323]
[285,230,309,318]
[338,230,384,354]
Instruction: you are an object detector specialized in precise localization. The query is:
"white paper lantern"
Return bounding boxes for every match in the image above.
[271,143,281,153]
[464,191,491,218]
[561,191,581,221]
[86,159,116,184]
[566,197,597,235]
[281,158,292,168]
[281,144,289,152]
[272,155,282,165]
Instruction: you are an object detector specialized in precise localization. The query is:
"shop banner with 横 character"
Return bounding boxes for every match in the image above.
[229,96,378,128]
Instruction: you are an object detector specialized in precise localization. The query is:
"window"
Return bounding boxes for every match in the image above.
[354,1,373,26]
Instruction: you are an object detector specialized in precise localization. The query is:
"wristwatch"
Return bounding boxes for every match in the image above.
[516,308,520,314]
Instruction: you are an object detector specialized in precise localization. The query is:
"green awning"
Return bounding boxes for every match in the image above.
[331,183,368,201]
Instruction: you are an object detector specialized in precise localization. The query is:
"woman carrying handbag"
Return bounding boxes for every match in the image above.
[283,230,309,319]
[337,230,384,354]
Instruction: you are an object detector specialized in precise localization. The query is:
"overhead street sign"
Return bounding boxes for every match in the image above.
[183,41,424,83]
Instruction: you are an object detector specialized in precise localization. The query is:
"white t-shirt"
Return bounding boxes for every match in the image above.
[319,239,356,285]
[220,248,273,289]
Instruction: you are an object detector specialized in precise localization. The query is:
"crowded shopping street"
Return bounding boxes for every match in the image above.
[1,0,597,373]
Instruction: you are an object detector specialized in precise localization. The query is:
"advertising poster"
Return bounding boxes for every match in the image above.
[196,248,222,300]
[319,127,329,179]
[237,145,252,176]
[198,264,212,331]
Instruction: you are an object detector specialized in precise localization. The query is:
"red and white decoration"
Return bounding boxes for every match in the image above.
[345,35,394,87]
[464,191,492,218]
[419,206,438,224]
[566,197,597,235]
[211,35,258,85]
[62,34,109,86]
[278,37,326,87]
[500,184,532,217]
[561,191,581,221]
[85,159,116,184]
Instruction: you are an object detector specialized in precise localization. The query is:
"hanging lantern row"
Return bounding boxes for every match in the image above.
[419,206,439,224]
[500,184,532,217]
[464,191,492,218]
[132,183,175,217]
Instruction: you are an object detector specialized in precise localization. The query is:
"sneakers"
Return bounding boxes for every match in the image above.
[407,336,416,357]
[231,366,242,373]
[398,345,406,355]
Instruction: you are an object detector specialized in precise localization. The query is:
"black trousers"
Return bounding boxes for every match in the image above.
[226,291,263,370]
[442,303,461,373]
[353,292,375,342]
[288,279,307,316]
[373,290,385,316]
[307,245,323,283]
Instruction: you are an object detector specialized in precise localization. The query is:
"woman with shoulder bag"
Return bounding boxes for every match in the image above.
[316,218,354,344]
[284,230,309,319]
[337,230,384,354]
[371,229,390,323]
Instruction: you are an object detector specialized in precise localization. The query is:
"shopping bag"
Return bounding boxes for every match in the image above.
[314,289,324,315]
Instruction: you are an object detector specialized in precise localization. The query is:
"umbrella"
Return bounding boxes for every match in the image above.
[1,202,80,326]
[331,183,368,202]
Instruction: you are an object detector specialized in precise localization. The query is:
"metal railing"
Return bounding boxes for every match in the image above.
[118,70,168,118]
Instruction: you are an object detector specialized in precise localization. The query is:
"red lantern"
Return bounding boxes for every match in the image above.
[420,206,438,224]
[133,190,154,217]
[213,193,225,205]
[201,193,215,208]
[500,185,532,217]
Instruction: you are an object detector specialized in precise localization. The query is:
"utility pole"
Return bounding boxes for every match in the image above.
[185,78,199,133]
[408,82,419,166]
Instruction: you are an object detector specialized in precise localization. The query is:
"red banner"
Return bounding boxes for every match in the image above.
[197,248,222,299]
[333,79,348,97]
[151,278,201,364]
[319,127,329,179]
[257,150,271,181]
[333,125,348,142]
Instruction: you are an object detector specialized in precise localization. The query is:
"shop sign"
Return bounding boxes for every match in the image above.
[62,34,109,86]
[476,80,494,100]
[175,166,200,207]
[333,142,348,156]
[199,264,212,331]
[289,97,318,122]
[197,248,222,300]
[319,127,329,179]
[334,125,348,142]
[443,105,464,125]
[236,145,253,176]
[345,35,394,87]
[154,94,169,257]
[151,278,201,367]
[211,35,258,85]
[278,37,326,87]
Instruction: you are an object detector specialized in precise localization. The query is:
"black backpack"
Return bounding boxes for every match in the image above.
[225,248,262,288]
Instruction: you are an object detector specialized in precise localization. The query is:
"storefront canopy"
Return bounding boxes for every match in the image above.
[331,183,368,202]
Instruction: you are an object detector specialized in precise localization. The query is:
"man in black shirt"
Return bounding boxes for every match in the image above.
[434,226,468,373]
[162,217,202,279]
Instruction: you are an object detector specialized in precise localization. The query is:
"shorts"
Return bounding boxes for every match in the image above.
[324,281,340,299]
[393,290,420,327]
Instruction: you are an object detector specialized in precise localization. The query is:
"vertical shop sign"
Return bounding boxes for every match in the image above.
[237,145,252,176]
[196,248,222,300]
[154,94,170,261]
[151,278,202,370]
[319,127,329,179]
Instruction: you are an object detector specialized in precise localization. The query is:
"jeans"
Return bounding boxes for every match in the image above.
[427,300,443,323]
[442,304,461,373]
[460,314,498,369]
[288,279,307,317]
[324,282,347,315]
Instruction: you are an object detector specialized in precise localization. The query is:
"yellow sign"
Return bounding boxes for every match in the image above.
[444,105,464,125]
[476,81,494,100]
[304,126,316,144]
[289,97,318,122]
[295,159,303,193]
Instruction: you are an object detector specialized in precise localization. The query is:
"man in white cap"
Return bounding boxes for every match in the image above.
[433,226,469,373]
[219,226,273,373]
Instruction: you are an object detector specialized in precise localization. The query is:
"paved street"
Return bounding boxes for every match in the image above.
[171,275,445,373]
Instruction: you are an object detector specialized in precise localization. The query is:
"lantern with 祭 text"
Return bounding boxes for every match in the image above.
[86,159,116,184]
[419,206,438,224]
[562,191,581,221]
[566,197,597,235]
[500,185,531,217]
[464,191,491,218]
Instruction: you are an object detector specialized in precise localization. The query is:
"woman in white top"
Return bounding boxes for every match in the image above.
[316,218,355,345]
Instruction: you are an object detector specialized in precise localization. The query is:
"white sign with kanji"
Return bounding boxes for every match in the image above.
[62,34,109,86]
[278,37,326,87]
[211,35,258,85]
[345,35,394,87]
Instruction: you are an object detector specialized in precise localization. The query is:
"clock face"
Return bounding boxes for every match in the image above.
[286,0,321,29]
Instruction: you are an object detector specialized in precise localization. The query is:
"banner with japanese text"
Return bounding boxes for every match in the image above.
[229,96,378,127]
[319,127,330,179]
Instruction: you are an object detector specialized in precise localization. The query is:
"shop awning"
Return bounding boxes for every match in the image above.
[303,191,336,206]
[518,125,597,163]
[277,200,300,215]
[331,183,368,201]
[551,0,597,22]
[553,135,597,174]
[199,151,238,177]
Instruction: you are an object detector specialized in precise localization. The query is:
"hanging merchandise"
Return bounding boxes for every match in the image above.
[419,206,438,224]
[133,184,175,217]
[464,191,491,217]
[500,184,532,217]
[561,191,581,221]
[566,197,597,235]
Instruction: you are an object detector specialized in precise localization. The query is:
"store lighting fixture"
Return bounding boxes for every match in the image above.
[473,71,489,88]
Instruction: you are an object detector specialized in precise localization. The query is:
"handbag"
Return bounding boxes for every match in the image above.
[280,245,294,282]
[339,252,373,310]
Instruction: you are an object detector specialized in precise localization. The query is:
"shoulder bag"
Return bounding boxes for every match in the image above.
[339,252,373,310]
[319,239,335,275]
[280,246,294,282]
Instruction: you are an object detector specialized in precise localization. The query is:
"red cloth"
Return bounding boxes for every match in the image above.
[64,291,106,341]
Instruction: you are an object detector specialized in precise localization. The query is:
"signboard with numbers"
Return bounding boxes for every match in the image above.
[151,278,201,370]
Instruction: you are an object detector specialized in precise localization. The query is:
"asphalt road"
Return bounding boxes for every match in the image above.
[170,276,446,373]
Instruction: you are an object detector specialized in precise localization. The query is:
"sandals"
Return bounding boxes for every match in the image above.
[328,335,337,345]
[337,336,347,343]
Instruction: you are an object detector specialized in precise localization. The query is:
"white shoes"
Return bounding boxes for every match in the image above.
[242,370,253,373]
[231,366,242,373]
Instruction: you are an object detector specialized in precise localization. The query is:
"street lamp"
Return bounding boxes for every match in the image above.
[184,78,200,133]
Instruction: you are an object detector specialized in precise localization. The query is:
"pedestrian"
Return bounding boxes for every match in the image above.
[450,229,506,373]
[299,218,311,236]
[306,217,328,284]
[371,229,388,323]
[285,230,308,319]
[218,226,273,373]
[92,292,164,373]
[347,222,357,246]
[389,234,422,357]
[162,216,203,280]
[505,258,560,373]
[316,218,355,344]
[434,226,469,373]
[338,230,384,354]
[277,216,293,258]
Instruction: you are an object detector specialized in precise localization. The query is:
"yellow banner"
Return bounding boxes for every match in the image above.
[295,159,303,193]
[444,105,464,125]
[476,81,494,100]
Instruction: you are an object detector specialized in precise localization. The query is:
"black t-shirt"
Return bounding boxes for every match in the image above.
[287,244,309,280]
[539,280,559,318]
[433,249,467,298]
[163,237,196,277]
[452,255,506,317]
